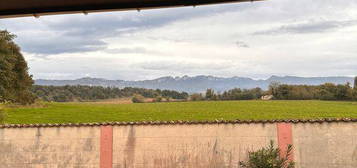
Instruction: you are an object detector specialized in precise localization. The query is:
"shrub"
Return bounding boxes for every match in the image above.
[190,93,204,101]
[131,94,145,103]
[153,96,163,103]
[165,97,171,102]
[239,141,294,168]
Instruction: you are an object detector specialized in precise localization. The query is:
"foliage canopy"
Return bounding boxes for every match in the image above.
[32,85,189,102]
[269,82,356,101]
[0,30,35,104]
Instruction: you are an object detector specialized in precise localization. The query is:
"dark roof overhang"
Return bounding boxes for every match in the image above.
[0,0,262,18]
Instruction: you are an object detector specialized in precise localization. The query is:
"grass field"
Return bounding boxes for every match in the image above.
[1,100,357,124]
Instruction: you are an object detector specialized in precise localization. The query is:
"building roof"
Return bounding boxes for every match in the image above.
[0,0,261,18]
[1,118,356,128]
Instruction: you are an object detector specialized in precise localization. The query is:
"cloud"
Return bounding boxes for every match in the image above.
[235,41,249,48]
[0,3,254,55]
[2,0,357,80]
[20,36,107,55]
[137,60,235,72]
[105,47,161,55]
[253,19,357,35]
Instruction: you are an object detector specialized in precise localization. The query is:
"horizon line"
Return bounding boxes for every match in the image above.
[34,74,356,81]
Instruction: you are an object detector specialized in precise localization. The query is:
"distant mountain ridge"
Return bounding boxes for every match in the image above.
[35,75,355,93]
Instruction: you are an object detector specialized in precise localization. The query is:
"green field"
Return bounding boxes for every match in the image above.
[2,100,357,124]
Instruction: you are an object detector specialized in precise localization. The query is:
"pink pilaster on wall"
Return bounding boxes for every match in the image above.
[277,123,294,161]
[100,126,113,168]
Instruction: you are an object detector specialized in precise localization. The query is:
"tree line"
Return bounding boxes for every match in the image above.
[32,85,189,102]
[269,79,357,101]
[33,85,265,103]
[26,76,357,103]
[193,77,357,101]
[189,87,265,101]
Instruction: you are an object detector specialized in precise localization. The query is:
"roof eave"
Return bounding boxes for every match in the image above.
[0,0,263,19]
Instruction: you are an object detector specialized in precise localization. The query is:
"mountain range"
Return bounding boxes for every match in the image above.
[35,75,355,93]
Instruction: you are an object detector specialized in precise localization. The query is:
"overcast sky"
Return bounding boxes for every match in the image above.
[1,0,357,80]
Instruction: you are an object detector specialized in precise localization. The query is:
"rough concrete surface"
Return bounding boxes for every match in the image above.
[112,124,277,168]
[0,127,100,168]
[293,122,357,168]
[0,122,356,168]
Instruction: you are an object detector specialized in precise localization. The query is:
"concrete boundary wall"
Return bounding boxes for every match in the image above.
[0,119,356,168]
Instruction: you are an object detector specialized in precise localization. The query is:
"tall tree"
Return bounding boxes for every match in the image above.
[353,77,357,100]
[205,88,215,100]
[0,30,35,104]
[269,81,280,96]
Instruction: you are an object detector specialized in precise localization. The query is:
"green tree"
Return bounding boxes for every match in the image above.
[335,83,352,100]
[0,30,35,104]
[205,89,215,100]
[353,77,357,100]
[353,90,357,101]
[269,82,281,97]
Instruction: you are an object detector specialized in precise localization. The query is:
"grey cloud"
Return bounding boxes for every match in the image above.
[1,3,254,55]
[253,19,357,35]
[21,36,106,55]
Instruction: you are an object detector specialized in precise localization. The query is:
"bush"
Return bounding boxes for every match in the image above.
[190,93,204,101]
[239,141,294,168]
[165,97,171,102]
[131,94,145,103]
[153,96,163,103]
